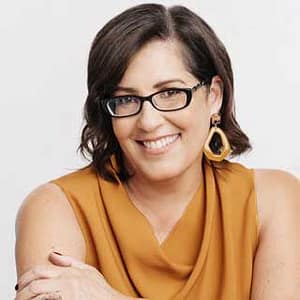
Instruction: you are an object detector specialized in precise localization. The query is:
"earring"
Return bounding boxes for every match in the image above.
[203,113,231,162]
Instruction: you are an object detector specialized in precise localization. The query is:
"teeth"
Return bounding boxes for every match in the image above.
[142,134,178,149]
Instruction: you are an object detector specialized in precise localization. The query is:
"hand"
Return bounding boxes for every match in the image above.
[15,252,130,300]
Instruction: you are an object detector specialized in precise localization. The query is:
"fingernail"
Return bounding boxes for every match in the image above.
[14,283,19,291]
[53,251,63,256]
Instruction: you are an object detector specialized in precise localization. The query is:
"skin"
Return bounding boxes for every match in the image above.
[251,169,300,299]
[111,39,222,238]
[15,39,300,299]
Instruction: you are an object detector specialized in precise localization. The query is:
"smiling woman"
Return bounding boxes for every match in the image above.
[14,3,300,300]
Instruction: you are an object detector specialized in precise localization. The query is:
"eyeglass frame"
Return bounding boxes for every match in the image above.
[100,80,207,118]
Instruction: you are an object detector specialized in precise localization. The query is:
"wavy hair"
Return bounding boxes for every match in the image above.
[78,3,251,183]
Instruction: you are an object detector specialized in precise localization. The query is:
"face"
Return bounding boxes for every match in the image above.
[112,39,222,182]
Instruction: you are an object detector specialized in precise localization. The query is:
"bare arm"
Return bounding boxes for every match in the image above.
[251,170,300,299]
[15,183,86,278]
[15,183,146,299]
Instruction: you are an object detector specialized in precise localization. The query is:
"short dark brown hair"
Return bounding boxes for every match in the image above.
[78,3,251,183]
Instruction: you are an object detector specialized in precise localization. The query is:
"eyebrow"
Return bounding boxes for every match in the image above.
[115,79,187,93]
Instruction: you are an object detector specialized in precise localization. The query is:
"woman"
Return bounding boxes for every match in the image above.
[15,3,299,300]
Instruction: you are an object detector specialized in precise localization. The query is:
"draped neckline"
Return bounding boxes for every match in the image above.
[122,179,204,249]
[97,159,217,299]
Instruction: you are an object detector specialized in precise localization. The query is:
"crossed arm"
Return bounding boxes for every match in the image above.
[15,183,143,300]
[15,170,300,299]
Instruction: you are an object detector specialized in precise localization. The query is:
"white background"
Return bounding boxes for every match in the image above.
[1,0,299,298]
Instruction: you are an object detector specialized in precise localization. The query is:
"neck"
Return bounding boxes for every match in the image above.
[125,156,204,216]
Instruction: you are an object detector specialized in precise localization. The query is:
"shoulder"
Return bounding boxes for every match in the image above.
[250,169,300,298]
[17,165,97,220]
[16,182,74,222]
[15,182,85,277]
[254,168,299,189]
[253,168,300,234]
[254,168,299,194]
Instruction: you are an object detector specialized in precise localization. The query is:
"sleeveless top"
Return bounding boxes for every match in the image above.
[51,159,258,300]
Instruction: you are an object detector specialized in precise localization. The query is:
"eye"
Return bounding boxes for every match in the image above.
[115,96,139,105]
[159,89,181,98]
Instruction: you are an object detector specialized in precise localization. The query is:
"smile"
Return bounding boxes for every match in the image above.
[139,134,180,150]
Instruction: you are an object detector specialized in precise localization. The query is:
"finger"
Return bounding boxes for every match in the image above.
[49,252,94,271]
[48,252,73,267]
[17,266,59,293]
[15,278,61,300]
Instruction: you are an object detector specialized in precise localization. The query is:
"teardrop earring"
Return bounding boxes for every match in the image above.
[203,113,231,162]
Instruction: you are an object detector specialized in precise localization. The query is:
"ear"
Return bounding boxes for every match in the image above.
[207,75,223,115]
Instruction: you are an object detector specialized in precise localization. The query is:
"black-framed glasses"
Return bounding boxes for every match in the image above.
[101,81,207,118]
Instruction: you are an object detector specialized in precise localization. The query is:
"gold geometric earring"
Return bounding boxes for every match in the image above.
[203,113,231,162]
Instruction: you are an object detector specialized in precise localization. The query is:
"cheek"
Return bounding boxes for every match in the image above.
[176,100,211,135]
[112,119,132,142]
[112,119,128,141]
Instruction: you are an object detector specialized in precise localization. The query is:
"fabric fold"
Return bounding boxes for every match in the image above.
[51,158,258,299]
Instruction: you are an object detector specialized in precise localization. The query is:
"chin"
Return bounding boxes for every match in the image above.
[136,161,188,182]
[126,151,203,183]
[141,171,181,183]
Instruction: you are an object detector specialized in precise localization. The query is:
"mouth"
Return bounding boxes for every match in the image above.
[136,133,180,153]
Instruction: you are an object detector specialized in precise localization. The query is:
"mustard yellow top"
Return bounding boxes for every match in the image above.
[51,159,258,299]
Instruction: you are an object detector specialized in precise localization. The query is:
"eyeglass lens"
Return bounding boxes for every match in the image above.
[107,89,187,116]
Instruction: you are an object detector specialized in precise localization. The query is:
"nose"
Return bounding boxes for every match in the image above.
[136,101,164,132]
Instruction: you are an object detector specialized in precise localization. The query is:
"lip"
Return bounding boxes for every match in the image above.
[135,133,180,143]
[135,133,181,155]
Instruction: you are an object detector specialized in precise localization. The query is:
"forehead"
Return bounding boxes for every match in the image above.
[118,39,195,88]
